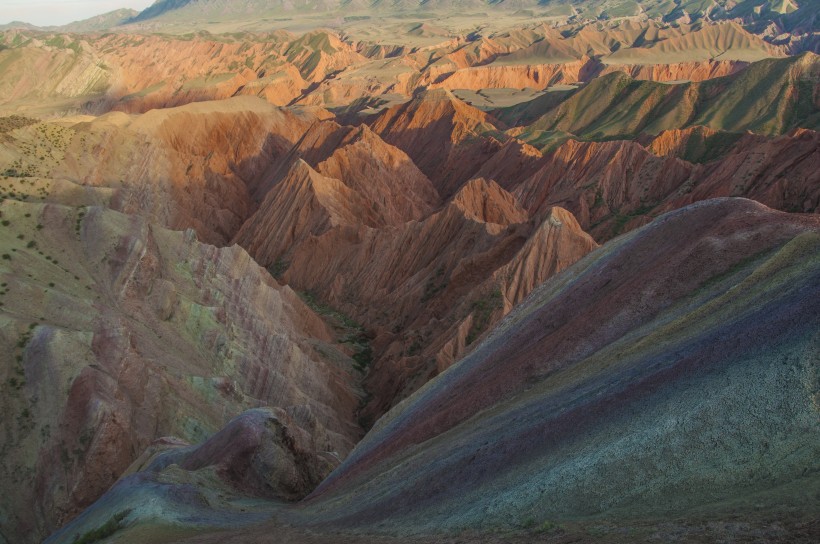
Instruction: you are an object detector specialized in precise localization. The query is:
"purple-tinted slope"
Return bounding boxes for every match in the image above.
[302,197,820,532]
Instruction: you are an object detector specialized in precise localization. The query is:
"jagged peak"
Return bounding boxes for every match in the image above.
[449,178,528,226]
[337,122,385,147]
[413,87,460,103]
[282,157,335,190]
[273,158,368,227]
[401,87,495,125]
[538,206,586,231]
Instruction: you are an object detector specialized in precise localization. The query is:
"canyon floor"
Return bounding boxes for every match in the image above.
[0,2,818,543]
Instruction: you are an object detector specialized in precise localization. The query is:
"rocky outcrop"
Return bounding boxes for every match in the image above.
[313,124,440,224]
[94,31,366,113]
[234,122,440,267]
[140,407,340,501]
[234,159,373,266]
[429,59,593,90]
[513,137,694,238]
[661,128,820,214]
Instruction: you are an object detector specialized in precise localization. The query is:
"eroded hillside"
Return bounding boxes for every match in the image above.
[0,12,817,544]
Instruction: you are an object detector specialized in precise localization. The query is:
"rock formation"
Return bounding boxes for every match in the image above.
[0,14,817,544]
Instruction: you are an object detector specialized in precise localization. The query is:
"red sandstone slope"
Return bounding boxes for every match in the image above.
[315,125,440,223]
[234,159,375,267]
[2,97,327,245]
[234,122,441,268]
[273,178,597,420]
[368,89,511,196]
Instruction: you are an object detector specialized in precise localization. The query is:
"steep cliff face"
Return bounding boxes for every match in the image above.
[600,59,749,82]
[305,199,820,534]
[0,201,363,543]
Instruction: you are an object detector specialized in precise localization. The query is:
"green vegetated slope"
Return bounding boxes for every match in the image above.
[507,53,820,140]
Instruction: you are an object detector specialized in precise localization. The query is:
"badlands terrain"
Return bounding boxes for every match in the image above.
[0,0,818,542]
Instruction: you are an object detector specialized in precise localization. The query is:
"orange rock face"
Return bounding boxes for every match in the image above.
[43,97,326,245]
[600,59,749,82]
[429,59,594,90]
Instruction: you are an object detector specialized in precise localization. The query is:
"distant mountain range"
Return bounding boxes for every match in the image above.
[125,0,819,27]
[1,0,818,36]
[0,8,137,32]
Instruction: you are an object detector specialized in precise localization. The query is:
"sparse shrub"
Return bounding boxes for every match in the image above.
[268,258,288,278]
[466,289,503,345]
[406,339,422,356]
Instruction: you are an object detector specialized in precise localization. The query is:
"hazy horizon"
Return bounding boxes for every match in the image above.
[1,0,155,26]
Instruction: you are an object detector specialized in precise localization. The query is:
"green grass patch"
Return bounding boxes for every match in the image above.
[71,509,131,544]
